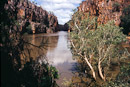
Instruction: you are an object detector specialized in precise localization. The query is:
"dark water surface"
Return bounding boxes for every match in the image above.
[25,31,77,86]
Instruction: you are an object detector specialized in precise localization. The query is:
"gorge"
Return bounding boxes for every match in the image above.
[5,0,69,34]
[1,0,130,87]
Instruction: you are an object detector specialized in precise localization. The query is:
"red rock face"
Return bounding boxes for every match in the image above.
[78,0,130,25]
[6,0,59,34]
[17,9,25,19]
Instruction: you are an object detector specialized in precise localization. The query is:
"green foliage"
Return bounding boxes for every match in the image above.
[123,5,130,15]
[69,11,129,86]
[26,24,32,34]
[106,63,130,87]
[96,21,126,45]
[71,17,127,62]
[120,5,130,35]
[50,66,59,79]
[119,63,130,78]
[21,22,33,34]
[20,60,59,87]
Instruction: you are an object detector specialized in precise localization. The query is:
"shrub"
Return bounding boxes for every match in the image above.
[20,59,59,87]
[106,63,130,86]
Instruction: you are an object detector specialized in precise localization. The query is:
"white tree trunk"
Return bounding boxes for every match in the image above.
[84,56,96,80]
[98,59,105,81]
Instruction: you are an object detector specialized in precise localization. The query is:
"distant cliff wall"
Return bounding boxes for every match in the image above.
[5,0,59,34]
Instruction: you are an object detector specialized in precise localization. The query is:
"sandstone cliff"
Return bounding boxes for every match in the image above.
[78,0,130,26]
[5,0,59,34]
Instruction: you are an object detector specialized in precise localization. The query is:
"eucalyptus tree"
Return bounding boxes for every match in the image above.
[69,11,129,81]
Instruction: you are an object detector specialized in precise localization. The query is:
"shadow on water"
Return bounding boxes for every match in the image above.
[24,31,77,87]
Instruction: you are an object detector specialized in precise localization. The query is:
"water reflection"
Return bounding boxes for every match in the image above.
[23,33,59,60]
[47,31,74,65]
[46,31,76,87]
[24,31,76,87]
[23,31,130,87]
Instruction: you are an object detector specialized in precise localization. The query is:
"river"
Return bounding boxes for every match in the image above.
[23,31,130,87]
[24,31,77,87]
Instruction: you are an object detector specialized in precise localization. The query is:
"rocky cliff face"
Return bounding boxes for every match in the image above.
[5,0,59,34]
[78,0,130,26]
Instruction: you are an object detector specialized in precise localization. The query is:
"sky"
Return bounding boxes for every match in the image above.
[29,0,84,25]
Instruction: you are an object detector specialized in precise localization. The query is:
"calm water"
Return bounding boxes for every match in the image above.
[23,31,130,87]
[25,31,76,86]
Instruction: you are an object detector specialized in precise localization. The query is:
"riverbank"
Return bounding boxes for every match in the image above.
[23,31,77,87]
